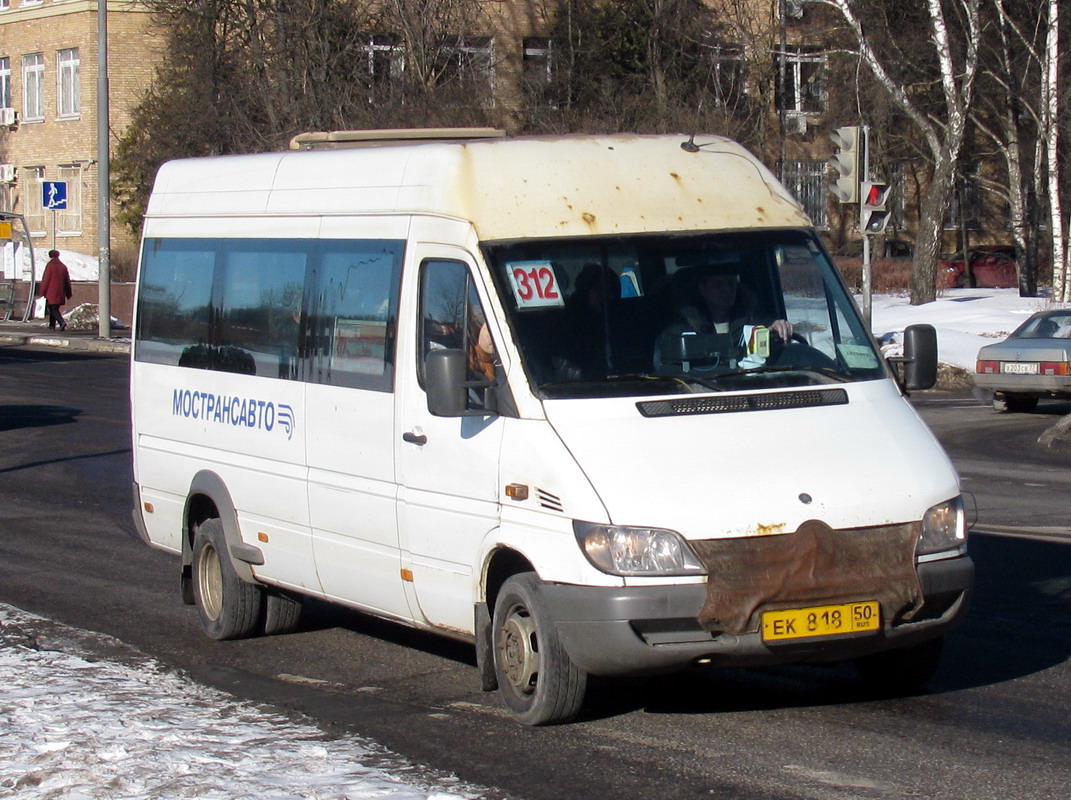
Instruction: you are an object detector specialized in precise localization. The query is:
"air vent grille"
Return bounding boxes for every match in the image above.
[636,388,848,418]
[537,488,564,512]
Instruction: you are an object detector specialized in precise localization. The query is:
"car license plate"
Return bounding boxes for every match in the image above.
[1002,362,1039,374]
[762,601,880,642]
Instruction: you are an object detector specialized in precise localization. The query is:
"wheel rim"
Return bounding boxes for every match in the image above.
[197,541,224,621]
[498,603,540,696]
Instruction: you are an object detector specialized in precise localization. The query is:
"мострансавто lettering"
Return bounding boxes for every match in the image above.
[172,389,295,440]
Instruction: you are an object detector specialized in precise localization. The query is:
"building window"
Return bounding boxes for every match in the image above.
[523,37,561,108]
[23,166,44,235]
[57,165,82,233]
[57,48,80,118]
[0,0,9,10]
[21,53,44,122]
[361,34,403,101]
[704,42,747,114]
[780,160,828,229]
[523,37,553,86]
[0,58,10,108]
[435,36,494,97]
[777,46,825,131]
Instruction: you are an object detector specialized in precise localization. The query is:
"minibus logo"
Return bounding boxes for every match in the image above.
[172,389,296,441]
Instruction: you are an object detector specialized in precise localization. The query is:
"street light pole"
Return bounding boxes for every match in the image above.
[97,0,111,339]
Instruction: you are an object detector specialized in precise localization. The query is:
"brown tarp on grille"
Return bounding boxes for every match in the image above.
[691,519,923,636]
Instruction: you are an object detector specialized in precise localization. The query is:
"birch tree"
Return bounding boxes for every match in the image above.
[972,0,1044,296]
[1040,0,1066,301]
[824,0,981,305]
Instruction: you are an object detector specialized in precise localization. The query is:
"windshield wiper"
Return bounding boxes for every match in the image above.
[722,364,851,382]
[538,374,692,393]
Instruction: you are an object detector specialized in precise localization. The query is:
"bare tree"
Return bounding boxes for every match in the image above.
[1040,0,1065,300]
[823,0,981,305]
[972,0,1045,297]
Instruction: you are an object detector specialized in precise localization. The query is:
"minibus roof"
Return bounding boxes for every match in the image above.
[145,133,811,241]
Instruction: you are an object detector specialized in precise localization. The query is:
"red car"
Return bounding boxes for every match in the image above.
[938,245,1018,289]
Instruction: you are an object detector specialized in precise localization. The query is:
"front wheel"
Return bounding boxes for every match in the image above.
[492,573,587,725]
[854,636,944,697]
[192,518,263,640]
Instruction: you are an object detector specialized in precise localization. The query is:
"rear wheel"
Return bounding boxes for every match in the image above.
[855,636,943,697]
[492,573,587,725]
[993,393,1038,413]
[192,518,263,640]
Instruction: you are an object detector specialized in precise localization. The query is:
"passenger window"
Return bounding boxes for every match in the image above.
[309,242,403,391]
[135,240,215,366]
[219,248,307,378]
[419,259,496,400]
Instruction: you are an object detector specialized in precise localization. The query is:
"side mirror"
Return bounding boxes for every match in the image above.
[425,348,506,417]
[425,348,469,417]
[900,324,938,391]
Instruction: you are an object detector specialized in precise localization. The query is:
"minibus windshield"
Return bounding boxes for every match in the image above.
[483,230,886,399]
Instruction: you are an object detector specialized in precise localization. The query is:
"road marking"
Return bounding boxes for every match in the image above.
[781,765,891,793]
[973,525,1071,543]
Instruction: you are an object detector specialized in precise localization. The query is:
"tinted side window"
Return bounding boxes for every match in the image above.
[135,237,404,390]
[135,240,215,366]
[309,242,404,391]
[419,259,495,401]
[218,245,307,379]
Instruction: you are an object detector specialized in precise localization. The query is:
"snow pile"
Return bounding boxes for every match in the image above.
[868,288,1062,372]
[61,303,129,331]
[0,604,479,800]
[24,248,99,282]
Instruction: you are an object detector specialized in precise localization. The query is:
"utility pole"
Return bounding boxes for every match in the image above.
[97,0,111,339]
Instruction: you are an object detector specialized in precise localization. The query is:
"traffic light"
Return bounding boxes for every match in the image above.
[859,181,891,233]
[829,126,862,204]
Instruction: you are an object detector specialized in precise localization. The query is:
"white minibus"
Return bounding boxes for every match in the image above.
[130,132,973,725]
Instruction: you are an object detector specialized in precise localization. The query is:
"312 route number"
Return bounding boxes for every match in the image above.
[507,261,564,309]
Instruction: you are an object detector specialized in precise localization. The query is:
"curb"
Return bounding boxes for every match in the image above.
[0,331,130,355]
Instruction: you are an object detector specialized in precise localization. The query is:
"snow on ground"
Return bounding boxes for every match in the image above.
[0,604,484,800]
[22,248,100,282]
[868,288,1064,372]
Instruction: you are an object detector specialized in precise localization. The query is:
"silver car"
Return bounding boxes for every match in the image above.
[976,310,1071,412]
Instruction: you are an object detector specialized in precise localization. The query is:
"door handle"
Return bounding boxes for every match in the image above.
[402,431,427,446]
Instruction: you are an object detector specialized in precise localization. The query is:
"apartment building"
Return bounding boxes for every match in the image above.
[0,0,165,262]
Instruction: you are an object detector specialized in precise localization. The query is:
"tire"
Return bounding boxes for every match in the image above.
[191,518,263,640]
[993,393,1038,413]
[263,589,303,636]
[1006,396,1038,413]
[492,573,587,725]
[855,636,944,697]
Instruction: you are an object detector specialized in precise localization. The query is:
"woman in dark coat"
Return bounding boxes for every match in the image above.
[38,249,72,331]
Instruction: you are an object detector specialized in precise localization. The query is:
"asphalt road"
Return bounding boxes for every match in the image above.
[1,344,1069,800]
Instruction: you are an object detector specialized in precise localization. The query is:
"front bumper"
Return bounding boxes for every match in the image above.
[543,554,974,677]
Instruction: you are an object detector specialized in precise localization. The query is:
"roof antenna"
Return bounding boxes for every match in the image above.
[680,96,705,153]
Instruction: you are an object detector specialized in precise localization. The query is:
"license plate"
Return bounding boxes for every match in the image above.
[762,601,880,642]
[1002,362,1039,374]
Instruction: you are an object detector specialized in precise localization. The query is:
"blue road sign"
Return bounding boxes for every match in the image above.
[43,181,68,210]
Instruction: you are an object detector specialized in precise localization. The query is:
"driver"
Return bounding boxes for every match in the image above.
[654,263,793,372]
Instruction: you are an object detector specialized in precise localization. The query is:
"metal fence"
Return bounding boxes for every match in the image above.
[780,160,828,230]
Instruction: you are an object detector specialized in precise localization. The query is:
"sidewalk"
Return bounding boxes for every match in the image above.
[0,318,130,355]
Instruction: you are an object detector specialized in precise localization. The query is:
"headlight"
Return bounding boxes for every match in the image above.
[573,521,706,576]
[918,496,967,556]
